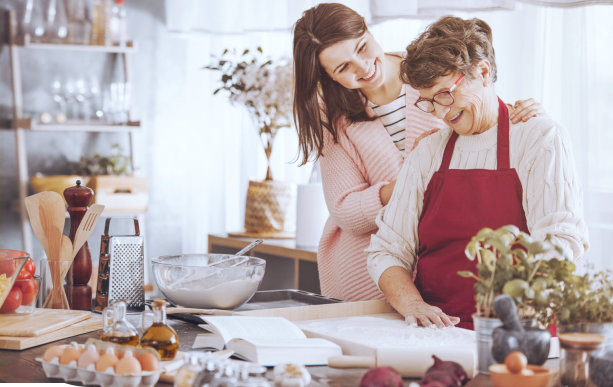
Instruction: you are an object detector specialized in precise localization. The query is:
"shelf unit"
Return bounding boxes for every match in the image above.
[3,10,144,253]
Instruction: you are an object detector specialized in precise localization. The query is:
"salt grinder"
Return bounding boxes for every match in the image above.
[64,180,94,310]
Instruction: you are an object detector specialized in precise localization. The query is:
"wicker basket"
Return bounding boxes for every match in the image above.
[244,180,296,234]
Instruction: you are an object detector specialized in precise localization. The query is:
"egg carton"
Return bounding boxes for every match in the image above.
[35,340,184,387]
[36,357,162,387]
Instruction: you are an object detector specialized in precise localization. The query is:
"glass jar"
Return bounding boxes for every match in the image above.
[559,332,604,387]
[141,299,179,360]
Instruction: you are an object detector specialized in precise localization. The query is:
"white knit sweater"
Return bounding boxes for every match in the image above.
[366,116,589,287]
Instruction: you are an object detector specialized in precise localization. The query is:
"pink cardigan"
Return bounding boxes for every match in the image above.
[317,86,443,301]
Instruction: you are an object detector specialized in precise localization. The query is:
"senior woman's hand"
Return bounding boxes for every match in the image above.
[509,98,546,124]
[403,299,460,328]
[378,266,460,329]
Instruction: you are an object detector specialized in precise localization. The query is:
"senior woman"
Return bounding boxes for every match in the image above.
[366,16,588,330]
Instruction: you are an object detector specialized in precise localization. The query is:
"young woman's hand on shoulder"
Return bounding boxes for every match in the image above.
[510,98,546,124]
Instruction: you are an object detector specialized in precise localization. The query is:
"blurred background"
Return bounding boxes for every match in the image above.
[0,0,612,280]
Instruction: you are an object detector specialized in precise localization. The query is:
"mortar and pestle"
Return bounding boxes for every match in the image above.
[491,295,551,365]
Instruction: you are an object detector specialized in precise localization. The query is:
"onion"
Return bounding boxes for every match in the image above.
[359,366,403,387]
[420,370,461,387]
[424,355,469,385]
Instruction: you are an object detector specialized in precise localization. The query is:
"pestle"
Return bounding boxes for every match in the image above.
[494,294,524,331]
[491,294,551,365]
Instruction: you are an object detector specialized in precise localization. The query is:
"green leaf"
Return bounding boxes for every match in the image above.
[458,270,476,278]
[527,241,551,255]
[465,240,478,261]
[500,224,520,238]
[482,249,496,271]
[476,227,494,240]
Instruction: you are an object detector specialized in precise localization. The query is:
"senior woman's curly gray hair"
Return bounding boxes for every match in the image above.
[401,16,498,89]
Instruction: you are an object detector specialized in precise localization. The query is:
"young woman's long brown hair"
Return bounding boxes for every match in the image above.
[293,3,376,165]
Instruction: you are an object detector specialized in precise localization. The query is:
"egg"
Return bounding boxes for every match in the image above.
[77,344,100,369]
[42,345,64,362]
[504,351,528,374]
[115,351,142,375]
[137,352,159,371]
[96,347,119,372]
[59,343,81,365]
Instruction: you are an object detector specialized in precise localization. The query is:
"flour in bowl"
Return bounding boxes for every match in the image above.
[162,277,260,309]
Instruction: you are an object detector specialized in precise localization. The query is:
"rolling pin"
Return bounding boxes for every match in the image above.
[328,347,477,378]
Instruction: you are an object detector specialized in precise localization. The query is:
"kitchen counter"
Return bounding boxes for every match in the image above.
[0,314,526,386]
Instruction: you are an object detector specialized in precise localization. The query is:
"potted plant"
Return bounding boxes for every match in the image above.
[205,47,296,237]
[552,268,613,385]
[73,144,147,212]
[458,224,573,373]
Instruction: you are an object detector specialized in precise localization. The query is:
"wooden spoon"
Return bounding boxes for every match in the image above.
[38,191,66,260]
[24,193,50,257]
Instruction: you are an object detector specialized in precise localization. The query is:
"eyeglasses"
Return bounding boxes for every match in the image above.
[414,74,465,113]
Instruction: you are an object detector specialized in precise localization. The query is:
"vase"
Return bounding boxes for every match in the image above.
[243,180,296,236]
[473,314,503,374]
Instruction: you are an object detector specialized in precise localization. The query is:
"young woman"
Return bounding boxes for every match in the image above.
[292,3,544,301]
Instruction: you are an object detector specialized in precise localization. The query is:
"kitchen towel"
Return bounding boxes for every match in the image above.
[296,183,328,248]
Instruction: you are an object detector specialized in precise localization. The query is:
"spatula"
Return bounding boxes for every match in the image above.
[71,204,105,260]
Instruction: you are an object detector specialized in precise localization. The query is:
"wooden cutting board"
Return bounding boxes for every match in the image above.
[0,309,92,337]
[0,314,102,350]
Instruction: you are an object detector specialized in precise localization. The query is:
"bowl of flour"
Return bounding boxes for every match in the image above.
[152,254,266,309]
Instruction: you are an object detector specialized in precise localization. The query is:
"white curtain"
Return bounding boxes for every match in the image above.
[154,1,613,272]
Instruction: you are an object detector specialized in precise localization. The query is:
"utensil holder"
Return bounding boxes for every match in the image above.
[43,260,73,309]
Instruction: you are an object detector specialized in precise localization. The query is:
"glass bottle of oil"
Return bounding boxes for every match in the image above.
[100,300,139,346]
[140,299,179,360]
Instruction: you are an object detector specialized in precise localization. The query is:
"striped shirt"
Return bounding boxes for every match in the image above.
[369,85,407,152]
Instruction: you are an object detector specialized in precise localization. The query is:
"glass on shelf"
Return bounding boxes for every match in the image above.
[22,0,45,42]
[43,0,68,43]
[65,0,92,44]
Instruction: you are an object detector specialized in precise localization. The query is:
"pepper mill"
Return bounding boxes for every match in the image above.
[64,180,94,310]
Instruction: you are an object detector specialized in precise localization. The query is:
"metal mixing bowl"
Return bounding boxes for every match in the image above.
[152,254,266,309]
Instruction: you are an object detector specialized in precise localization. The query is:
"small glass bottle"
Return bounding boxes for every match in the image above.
[100,300,139,346]
[91,0,112,45]
[141,299,179,360]
[109,0,128,46]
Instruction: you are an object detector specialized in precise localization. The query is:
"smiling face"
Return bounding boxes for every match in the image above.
[318,32,385,92]
[418,61,498,136]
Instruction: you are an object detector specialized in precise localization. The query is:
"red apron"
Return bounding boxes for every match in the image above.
[415,98,529,330]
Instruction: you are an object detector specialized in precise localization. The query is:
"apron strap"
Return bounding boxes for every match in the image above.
[439,131,458,171]
[497,97,510,170]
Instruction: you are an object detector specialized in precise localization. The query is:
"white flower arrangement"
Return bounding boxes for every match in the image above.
[205,47,293,180]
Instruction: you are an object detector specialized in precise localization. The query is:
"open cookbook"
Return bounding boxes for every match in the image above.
[192,315,342,366]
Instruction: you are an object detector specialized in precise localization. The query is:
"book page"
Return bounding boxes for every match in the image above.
[227,337,342,366]
[198,316,306,343]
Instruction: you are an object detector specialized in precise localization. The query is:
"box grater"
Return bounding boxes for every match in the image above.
[94,218,145,312]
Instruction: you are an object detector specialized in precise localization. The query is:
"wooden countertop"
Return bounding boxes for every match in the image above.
[0,314,548,386]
